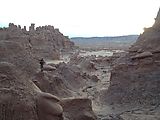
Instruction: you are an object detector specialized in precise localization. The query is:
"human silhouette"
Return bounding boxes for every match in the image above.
[39,58,45,72]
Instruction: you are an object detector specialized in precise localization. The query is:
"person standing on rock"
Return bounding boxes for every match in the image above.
[39,58,45,72]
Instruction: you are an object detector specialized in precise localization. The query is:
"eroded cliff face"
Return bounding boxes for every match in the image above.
[0,40,38,77]
[0,23,74,60]
[0,24,97,120]
[103,8,160,106]
[0,23,74,77]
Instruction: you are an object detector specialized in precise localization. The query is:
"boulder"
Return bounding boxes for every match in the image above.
[61,98,97,120]
[36,92,63,120]
[43,64,56,71]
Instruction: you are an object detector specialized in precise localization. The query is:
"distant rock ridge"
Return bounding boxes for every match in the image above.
[0,23,74,59]
[102,8,160,107]
[71,35,139,50]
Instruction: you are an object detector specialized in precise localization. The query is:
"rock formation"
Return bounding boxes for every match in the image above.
[32,62,98,98]
[0,23,97,120]
[0,23,75,78]
[61,98,97,120]
[102,8,160,107]
[0,61,97,120]
[0,62,63,120]
[0,23,74,60]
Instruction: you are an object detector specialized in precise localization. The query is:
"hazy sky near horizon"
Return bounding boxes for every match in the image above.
[0,0,160,37]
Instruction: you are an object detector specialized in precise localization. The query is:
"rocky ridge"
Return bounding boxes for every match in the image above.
[0,23,74,59]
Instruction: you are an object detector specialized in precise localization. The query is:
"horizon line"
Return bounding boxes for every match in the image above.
[69,34,140,38]
[0,23,140,38]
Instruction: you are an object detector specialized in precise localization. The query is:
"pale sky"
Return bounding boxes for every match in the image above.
[0,0,160,37]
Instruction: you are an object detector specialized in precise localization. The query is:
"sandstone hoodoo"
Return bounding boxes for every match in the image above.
[0,23,74,76]
[0,23,74,60]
